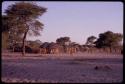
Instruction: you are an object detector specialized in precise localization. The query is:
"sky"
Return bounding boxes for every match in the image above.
[2,1,123,44]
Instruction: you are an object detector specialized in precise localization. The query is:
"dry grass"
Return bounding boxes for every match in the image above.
[2,53,123,83]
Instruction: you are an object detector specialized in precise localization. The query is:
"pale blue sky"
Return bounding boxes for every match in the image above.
[2,1,123,44]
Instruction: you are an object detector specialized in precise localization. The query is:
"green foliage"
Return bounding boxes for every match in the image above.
[56,37,71,53]
[95,31,123,48]
[56,37,71,46]
[2,15,22,49]
[6,2,47,19]
[5,2,47,55]
[27,40,42,49]
[5,2,47,35]
[86,36,96,45]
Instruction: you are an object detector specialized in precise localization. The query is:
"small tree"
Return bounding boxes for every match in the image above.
[85,36,96,46]
[56,37,71,52]
[5,2,47,56]
[56,37,71,46]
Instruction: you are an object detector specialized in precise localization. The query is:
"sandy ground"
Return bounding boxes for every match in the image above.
[2,52,123,83]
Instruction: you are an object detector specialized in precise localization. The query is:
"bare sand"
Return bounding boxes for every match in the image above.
[2,52,123,83]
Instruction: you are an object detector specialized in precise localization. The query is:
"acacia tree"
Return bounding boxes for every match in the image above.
[5,2,47,56]
[95,31,123,48]
[56,37,71,46]
[85,36,96,46]
[56,37,71,53]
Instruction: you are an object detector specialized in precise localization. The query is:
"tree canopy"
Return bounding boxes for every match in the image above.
[56,37,71,46]
[95,31,123,48]
[86,36,96,46]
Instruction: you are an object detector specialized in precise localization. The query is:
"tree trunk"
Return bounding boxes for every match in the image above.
[22,30,28,56]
